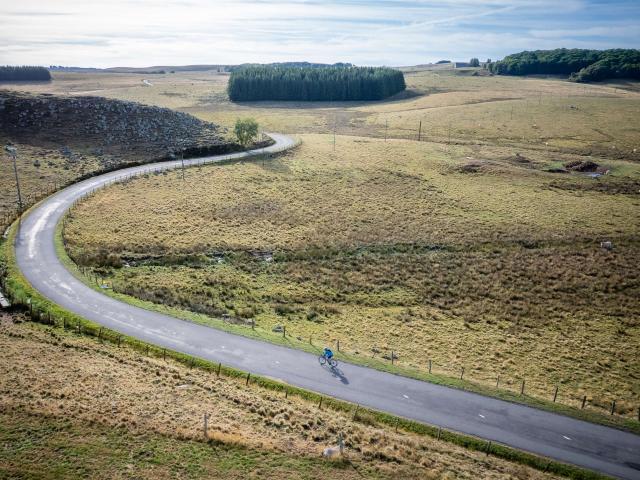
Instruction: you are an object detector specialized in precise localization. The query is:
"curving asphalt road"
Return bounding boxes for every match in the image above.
[12,133,640,479]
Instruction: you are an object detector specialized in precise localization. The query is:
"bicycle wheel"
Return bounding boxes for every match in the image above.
[318,355,327,365]
[329,358,338,368]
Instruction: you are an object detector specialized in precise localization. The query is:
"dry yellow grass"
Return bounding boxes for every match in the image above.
[65,135,640,253]
[0,314,558,480]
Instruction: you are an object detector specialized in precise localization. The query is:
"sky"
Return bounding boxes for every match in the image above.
[1,0,639,68]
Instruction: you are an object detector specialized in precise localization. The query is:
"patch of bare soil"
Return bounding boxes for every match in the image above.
[564,160,600,172]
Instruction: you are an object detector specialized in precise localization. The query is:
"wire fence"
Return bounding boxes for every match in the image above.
[200,319,640,422]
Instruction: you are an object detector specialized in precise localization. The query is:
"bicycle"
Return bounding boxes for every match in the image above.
[318,354,338,368]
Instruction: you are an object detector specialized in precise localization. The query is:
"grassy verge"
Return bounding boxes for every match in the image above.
[0,219,619,480]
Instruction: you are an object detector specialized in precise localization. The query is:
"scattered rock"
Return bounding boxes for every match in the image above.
[600,241,613,251]
[252,251,274,262]
[0,91,229,161]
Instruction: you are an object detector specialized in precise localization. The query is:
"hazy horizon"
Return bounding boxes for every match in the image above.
[1,0,639,69]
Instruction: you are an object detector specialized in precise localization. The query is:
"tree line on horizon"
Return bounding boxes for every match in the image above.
[228,65,406,102]
[0,66,51,82]
[488,48,640,82]
[227,61,354,73]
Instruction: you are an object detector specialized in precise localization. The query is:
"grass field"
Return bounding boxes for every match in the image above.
[0,314,560,479]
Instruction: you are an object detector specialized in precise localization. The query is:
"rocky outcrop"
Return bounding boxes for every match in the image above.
[0,91,229,160]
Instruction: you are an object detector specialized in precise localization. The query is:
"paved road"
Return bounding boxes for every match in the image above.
[13,134,640,479]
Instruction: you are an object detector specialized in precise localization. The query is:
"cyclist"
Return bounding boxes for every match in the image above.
[323,347,334,360]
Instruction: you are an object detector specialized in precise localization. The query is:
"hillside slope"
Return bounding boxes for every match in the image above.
[0,91,237,231]
[0,91,230,160]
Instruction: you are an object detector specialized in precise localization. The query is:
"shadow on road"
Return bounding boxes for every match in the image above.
[326,365,349,385]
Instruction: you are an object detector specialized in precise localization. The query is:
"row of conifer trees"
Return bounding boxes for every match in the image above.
[228,65,405,101]
[0,66,51,81]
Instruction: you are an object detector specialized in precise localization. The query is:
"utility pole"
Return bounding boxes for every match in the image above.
[333,119,336,152]
[5,145,22,212]
[418,120,422,142]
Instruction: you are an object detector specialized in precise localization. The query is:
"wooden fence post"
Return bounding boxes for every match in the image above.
[319,397,323,409]
[337,340,340,352]
[203,413,209,439]
[217,362,221,377]
[460,367,464,380]
[428,359,432,374]
[520,379,525,395]
[553,386,558,403]
[246,373,250,385]
[611,400,616,416]
[283,326,286,338]
[581,395,587,409]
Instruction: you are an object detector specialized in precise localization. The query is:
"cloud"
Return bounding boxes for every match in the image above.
[0,0,638,67]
